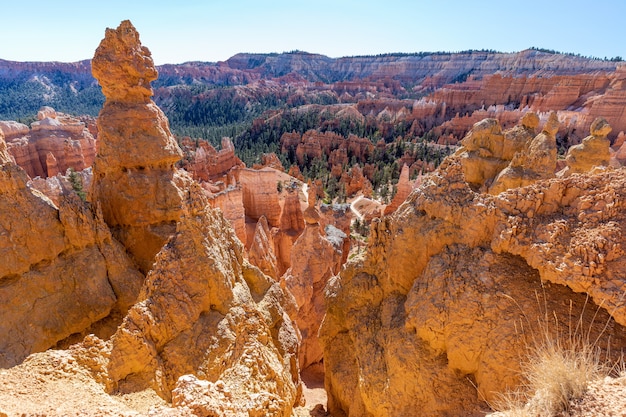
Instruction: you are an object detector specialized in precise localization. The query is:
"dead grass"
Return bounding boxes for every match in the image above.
[491,293,615,417]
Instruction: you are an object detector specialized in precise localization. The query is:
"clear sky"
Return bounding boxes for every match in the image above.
[2,0,625,65]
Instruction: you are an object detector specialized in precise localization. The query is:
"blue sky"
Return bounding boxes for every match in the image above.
[2,0,625,65]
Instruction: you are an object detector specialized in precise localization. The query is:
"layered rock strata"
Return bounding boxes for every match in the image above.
[238,168,282,227]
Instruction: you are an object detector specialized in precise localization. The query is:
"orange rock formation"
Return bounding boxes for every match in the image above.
[383,164,412,214]
[281,193,344,371]
[239,167,282,227]
[1,20,304,417]
[321,117,626,417]
[560,117,612,176]
[179,136,244,182]
[1,108,96,178]
[0,127,143,368]
[90,20,186,273]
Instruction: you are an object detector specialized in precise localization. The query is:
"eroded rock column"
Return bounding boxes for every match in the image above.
[91,20,185,272]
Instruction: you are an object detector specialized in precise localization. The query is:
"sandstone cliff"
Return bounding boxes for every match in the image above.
[321,119,626,416]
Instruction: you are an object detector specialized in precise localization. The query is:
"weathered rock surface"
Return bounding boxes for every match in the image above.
[180,137,244,182]
[383,164,412,215]
[274,188,306,275]
[454,112,557,195]
[319,203,352,265]
[1,108,97,179]
[107,183,302,415]
[248,216,279,279]
[321,152,626,416]
[282,202,343,371]
[239,167,282,227]
[255,152,285,171]
[2,19,306,417]
[560,117,612,176]
[204,180,247,245]
[488,112,541,194]
[0,129,143,368]
[281,130,374,168]
[90,20,185,273]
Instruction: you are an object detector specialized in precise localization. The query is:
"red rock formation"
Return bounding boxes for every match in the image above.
[416,68,626,144]
[239,167,282,228]
[180,136,244,182]
[45,152,59,177]
[255,152,285,171]
[613,131,626,165]
[383,164,412,215]
[288,164,304,181]
[280,130,374,167]
[90,20,186,273]
[1,108,96,179]
[340,164,369,197]
[0,121,29,139]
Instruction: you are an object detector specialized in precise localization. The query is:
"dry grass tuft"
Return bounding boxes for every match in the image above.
[491,294,612,417]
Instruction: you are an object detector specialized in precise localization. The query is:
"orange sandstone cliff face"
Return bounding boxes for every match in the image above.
[0,120,143,368]
[321,118,626,417]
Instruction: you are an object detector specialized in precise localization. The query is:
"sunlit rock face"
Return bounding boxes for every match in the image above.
[90,20,185,273]
[321,116,626,417]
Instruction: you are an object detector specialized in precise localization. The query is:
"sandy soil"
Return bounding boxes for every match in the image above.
[0,347,330,417]
[293,366,330,417]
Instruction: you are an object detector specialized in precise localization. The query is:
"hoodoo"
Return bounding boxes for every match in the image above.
[90,20,185,273]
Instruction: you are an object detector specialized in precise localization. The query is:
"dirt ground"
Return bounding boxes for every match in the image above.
[294,365,330,417]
